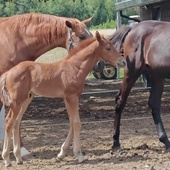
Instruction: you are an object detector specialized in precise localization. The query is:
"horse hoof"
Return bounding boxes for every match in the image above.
[17,161,23,165]
[22,153,33,161]
[77,155,84,163]
[21,147,33,160]
[4,161,12,167]
[77,151,84,163]
[110,147,122,155]
[57,153,65,160]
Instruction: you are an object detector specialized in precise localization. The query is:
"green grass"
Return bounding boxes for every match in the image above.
[36,47,67,63]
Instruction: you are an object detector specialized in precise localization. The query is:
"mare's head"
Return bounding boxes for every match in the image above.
[65,17,93,44]
[95,31,126,67]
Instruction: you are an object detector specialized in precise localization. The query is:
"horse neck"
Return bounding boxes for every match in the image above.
[68,42,99,80]
[13,15,68,58]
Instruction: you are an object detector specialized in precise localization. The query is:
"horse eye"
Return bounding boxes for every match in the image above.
[106,47,111,51]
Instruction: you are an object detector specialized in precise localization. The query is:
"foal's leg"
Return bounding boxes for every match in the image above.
[12,96,34,164]
[2,109,16,167]
[148,76,170,149]
[57,98,73,159]
[59,95,84,163]
[5,108,32,160]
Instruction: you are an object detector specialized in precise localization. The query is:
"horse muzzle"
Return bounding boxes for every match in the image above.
[117,59,126,68]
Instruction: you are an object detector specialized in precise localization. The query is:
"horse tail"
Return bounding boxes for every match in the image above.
[109,25,132,52]
[0,73,12,106]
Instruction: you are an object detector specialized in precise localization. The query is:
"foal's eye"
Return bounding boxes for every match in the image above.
[106,47,111,51]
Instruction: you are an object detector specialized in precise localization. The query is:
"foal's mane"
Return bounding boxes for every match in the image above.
[109,25,132,52]
[6,13,68,43]
[67,37,96,58]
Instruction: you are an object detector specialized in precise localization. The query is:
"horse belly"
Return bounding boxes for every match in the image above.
[32,85,64,98]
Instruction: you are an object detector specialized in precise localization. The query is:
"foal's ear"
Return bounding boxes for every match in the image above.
[96,31,101,43]
[65,20,72,28]
[82,17,93,25]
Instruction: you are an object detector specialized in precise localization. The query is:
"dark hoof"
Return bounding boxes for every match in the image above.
[110,147,122,155]
[165,147,170,152]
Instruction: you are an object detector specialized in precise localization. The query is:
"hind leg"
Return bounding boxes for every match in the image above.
[12,95,34,164]
[2,109,16,167]
[148,75,170,149]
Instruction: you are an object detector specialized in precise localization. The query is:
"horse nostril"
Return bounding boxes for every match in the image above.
[123,60,126,66]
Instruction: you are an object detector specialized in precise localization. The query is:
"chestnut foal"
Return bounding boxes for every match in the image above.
[0,32,126,167]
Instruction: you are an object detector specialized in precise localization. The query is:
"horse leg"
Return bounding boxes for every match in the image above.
[61,95,84,163]
[148,76,170,149]
[5,108,32,160]
[2,109,15,167]
[112,70,142,153]
[57,98,73,159]
[19,93,34,160]
[12,96,33,165]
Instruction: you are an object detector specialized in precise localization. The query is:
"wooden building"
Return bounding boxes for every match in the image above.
[115,0,170,27]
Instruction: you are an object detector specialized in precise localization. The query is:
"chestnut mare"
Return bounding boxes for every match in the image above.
[0,12,92,158]
[109,21,170,153]
[0,32,126,167]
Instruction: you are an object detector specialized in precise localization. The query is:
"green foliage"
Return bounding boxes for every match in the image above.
[0,0,139,29]
[90,20,117,29]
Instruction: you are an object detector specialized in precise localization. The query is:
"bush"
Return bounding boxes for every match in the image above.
[90,20,117,29]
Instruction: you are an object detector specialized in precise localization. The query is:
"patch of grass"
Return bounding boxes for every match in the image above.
[118,68,124,79]
[36,47,67,63]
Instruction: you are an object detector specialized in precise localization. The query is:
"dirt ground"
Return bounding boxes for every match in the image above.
[1,78,170,170]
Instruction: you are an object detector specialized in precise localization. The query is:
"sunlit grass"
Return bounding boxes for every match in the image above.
[36,47,68,63]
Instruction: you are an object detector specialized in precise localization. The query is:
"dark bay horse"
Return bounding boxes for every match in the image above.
[109,20,170,153]
[0,12,92,159]
[0,32,126,167]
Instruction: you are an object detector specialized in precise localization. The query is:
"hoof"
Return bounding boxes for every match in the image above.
[4,161,12,167]
[77,151,84,163]
[110,147,122,155]
[57,152,65,160]
[17,161,23,165]
[77,155,84,163]
[165,147,170,152]
[21,147,33,160]
[22,153,33,161]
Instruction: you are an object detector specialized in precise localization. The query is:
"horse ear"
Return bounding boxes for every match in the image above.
[96,31,101,43]
[65,20,72,28]
[82,17,93,25]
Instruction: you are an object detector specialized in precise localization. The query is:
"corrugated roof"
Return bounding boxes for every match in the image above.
[115,0,166,10]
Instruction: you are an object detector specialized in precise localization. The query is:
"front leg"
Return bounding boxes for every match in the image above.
[59,96,84,163]
[112,73,139,153]
[57,123,73,160]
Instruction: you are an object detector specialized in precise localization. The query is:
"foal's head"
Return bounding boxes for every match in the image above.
[95,31,126,67]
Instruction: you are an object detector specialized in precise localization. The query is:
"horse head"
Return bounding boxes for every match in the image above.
[65,17,93,41]
[95,31,126,68]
